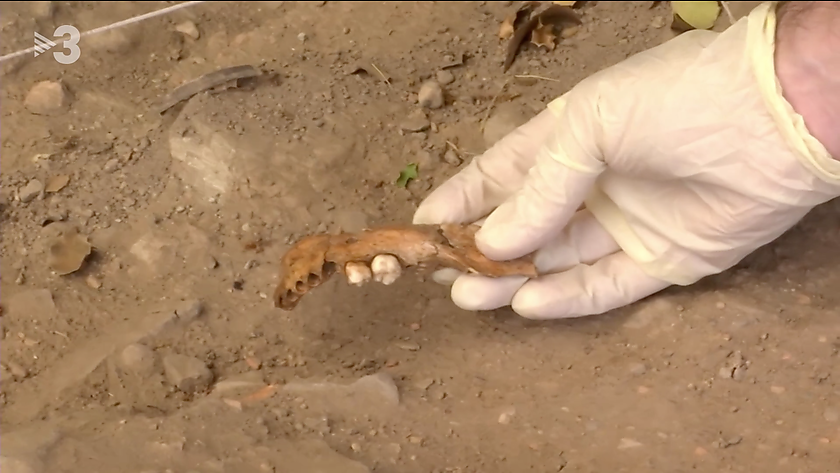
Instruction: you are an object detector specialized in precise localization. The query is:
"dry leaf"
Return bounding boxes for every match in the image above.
[503,4,581,72]
[670,1,720,30]
[530,21,557,50]
[499,13,517,40]
[499,2,539,40]
[48,228,92,275]
[45,175,70,193]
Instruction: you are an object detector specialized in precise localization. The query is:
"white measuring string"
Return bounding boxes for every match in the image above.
[0,1,208,64]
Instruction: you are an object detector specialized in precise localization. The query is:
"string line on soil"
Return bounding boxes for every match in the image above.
[0,1,208,64]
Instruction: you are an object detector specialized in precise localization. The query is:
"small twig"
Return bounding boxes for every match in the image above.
[480,79,511,132]
[52,331,69,340]
[370,63,392,88]
[719,1,735,26]
[445,140,478,157]
[445,140,461,154]
[514,74,561,83]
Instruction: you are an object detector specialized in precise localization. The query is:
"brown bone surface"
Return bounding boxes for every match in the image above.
[273,224,538,310]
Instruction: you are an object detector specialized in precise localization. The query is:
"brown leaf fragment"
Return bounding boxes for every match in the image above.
[500,1,541,40]
[48,228,92,275]
[503,4,581,72]
[273,224,538,310]
[530,21,557,50]
[500,14,517,40]
[45,175,70,193]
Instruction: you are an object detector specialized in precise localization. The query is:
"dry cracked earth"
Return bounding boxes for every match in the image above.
[1,1,839,472]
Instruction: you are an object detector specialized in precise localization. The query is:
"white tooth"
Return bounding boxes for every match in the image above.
[371,254,402,285]
[345,262,372,286]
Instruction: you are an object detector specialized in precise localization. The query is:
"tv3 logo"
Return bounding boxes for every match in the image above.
[34,25,81,65]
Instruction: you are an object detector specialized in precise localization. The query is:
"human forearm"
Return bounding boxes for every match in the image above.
[774,1,840,159]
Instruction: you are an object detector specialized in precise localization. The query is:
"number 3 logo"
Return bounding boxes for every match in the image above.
[53,25,81,65]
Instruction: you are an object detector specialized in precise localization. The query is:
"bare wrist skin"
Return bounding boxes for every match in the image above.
[774,1,840,159]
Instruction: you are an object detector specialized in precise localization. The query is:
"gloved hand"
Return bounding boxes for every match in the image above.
[404,1,840,319]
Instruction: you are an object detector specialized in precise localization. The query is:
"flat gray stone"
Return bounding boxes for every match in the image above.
[163,354,213,393]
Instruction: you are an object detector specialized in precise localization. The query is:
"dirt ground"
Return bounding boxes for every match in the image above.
[1,1,839,472]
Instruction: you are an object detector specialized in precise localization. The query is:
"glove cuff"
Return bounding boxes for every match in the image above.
[750,1,840,185]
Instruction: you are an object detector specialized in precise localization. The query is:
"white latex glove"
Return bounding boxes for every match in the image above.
[406,2,840,319]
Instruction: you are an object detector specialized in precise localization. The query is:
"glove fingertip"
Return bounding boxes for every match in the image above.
[510,283,557,320]
[474,220,530,262]
[450,275,528,311]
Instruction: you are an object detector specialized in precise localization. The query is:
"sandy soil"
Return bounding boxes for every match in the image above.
[1,2,839,472]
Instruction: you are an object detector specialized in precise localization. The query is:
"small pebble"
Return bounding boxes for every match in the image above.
[418,80,444,109]
[175,299,203,321]
[396,341,420,351]
[628,362,647,375]
[202,255,218,270]
[650,16,667,29]
[163,354,213,393]
[85,275,102,289]
[103,158,120,173]
[399,110,431,132]
[18,179,44,203]
[443,149,462,166]
[435,69,454,85]
[175,20,200,39]
[120,343,157,375]
[618,438,643,450]
[498,408,515,425]
[297,32,307,42]
[24,80,72,115]
[716,436,742,448]
[415,150,435,169]
[5,361,28,379]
